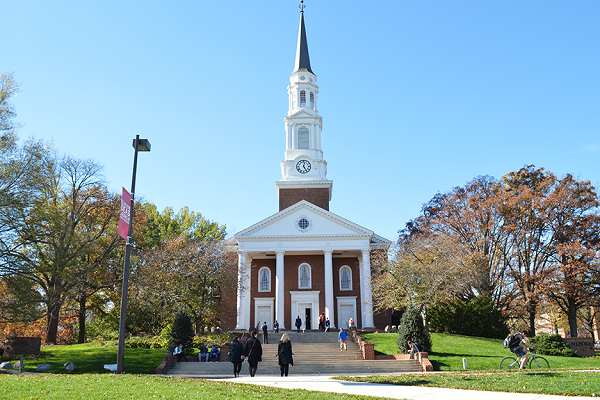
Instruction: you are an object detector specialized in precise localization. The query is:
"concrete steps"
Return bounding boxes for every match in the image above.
[165,330,421,378]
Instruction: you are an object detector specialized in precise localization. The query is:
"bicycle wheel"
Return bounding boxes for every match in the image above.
[529,356,549,369]
[500,356,518,370]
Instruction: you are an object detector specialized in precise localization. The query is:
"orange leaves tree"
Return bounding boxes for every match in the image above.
[400,166,600,337]
[372,233,470,331]
[135,236,236,335]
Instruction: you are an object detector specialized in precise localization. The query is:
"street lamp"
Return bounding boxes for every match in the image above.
[116,135,151,374]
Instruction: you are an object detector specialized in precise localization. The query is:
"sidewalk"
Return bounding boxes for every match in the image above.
[215,374,589,400]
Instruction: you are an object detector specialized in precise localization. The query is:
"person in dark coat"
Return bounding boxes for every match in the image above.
[277,333,294,376]
[261,321,269,344]
[242,329,262,377]
[229,336,244,377]
[295,316,302,332]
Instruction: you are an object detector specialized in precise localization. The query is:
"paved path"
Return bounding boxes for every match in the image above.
[215,374,590,400]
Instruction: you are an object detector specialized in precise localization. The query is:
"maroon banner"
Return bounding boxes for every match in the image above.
[118,188,131,240]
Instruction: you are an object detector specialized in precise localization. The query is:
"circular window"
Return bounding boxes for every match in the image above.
[300,75,306,80]
[298,218,309,230]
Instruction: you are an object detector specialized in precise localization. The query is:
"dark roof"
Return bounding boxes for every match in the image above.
[293,11,313,74]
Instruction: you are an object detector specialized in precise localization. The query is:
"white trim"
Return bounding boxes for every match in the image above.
[258,266,271,292]
[336,296,357,330]
[339,265,352,291]
[290,290,320,330]
[298,263,312,289]
[254,297,274,330]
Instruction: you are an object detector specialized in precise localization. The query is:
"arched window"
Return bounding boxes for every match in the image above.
[300,90,306,107]
[340,266,352,290]
[310,92,314,108]
[298,127,309,149]
[259,267,271,292]
[298,263,311,289]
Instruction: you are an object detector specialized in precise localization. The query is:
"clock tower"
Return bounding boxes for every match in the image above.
[276,7,333,211]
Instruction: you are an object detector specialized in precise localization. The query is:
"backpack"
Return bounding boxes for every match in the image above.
[502,333,522,349]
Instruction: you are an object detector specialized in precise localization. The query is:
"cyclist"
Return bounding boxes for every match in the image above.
[510,330,534,369]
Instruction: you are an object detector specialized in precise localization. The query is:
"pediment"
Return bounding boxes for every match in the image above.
[286,110,320,119]
[235,200,374,240]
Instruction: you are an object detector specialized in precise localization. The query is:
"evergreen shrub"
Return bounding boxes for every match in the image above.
[529,334,577,357]
[428,295,508,339]
[397,306,432,353]
[168,311,195,354]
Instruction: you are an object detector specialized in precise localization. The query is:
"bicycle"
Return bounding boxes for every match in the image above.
[500,350,550,370]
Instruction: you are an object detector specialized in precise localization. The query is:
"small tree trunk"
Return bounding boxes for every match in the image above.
[78,296,87,344]
[567,297,578,338]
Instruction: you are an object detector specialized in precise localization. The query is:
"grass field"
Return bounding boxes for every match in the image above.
[1,342,165,374]
[337,370,600,397]
[0,374,384,400]
[362,332,600,371]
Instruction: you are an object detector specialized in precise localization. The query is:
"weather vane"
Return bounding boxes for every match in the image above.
[299,0,305,12]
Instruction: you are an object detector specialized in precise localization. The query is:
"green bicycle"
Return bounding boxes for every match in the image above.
[500,350,550,370]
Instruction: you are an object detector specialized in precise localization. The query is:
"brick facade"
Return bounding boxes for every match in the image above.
[279,188,329,211]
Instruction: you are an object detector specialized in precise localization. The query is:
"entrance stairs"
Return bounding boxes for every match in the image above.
[166,331,421,378]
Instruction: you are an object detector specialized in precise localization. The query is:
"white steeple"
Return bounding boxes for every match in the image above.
[276,6,332,208]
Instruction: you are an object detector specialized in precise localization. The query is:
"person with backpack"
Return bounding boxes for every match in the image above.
[506,331,534,369]
[407,340,421,360]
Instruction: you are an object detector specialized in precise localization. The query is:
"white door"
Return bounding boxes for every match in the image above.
[256,306,271,329]
[339,305,354,329]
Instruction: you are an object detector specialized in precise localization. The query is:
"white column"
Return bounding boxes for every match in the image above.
[361,249,375,328]
[275,250,286,329]
[244,254,252,329]
[324,250,335,328]
[235,252,248,330]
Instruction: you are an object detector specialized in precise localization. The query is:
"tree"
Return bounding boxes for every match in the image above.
[397,306,432,353]
[544,174,600,337]
[169,310,194,354]
[7,156,118,344]
[404,176,513,309]
[136,236,236,335]
[372,233,469,330]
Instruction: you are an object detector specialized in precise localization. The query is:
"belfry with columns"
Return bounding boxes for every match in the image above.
[221,5,391,332]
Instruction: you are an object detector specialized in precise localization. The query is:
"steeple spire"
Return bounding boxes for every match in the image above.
[294,1,313,74]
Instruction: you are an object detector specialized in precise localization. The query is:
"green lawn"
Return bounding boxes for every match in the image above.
[337,371,600,397]
[1,342,166,374]
[0,374,385,399]
[362,332,600,371]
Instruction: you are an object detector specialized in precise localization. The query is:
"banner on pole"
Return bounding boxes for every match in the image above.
[118,188,131,240]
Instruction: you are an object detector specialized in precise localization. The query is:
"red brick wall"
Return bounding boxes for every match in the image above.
[279,188,329,211]
[220,277,237,332]
[332,257,361,328]
[249,259,276,329]
[284,254,325,329]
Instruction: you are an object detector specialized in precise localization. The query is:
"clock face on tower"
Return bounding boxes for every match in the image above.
[296,160,311,174]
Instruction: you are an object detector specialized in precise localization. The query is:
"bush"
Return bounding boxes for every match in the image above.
[428,295,508,339]
[168,311,195,354]
[397,306,432,353]
[529,334,577,357]
[125,336,169,349]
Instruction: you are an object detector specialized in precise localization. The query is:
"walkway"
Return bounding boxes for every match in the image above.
[216,374,588,400]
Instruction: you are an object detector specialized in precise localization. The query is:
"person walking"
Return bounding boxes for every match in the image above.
[230,336,244,377]
[338,328,347,351]
[261,321,269,344]
[277,333,294,377]
[295,315,302,332]
[319,314,325,331]
[242,329,262,377]
[273,320,279,334]
[324,318,330,332]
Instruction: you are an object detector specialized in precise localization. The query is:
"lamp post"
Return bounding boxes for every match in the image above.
[116,135,151,374]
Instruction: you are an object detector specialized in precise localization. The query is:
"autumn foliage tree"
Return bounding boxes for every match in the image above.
[397,165,600,337]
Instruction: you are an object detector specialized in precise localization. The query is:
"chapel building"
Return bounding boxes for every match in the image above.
[221,7,391,332]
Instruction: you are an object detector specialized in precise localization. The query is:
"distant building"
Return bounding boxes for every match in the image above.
[221,8,391,331]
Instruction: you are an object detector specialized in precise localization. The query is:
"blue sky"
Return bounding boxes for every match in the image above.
[3,1,599,242]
